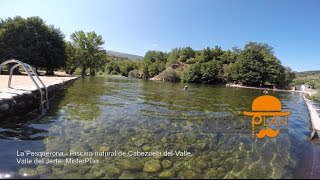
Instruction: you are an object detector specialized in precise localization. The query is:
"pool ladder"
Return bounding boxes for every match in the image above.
[0,59,49,116]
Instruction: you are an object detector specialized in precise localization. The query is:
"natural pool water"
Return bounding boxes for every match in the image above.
[0,76,318,178]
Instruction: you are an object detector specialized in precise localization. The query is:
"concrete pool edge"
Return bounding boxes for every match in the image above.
[0,76,79,118]
[303,94,320,140]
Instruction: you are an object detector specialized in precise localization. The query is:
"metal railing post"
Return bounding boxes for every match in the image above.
[0,59,49,116]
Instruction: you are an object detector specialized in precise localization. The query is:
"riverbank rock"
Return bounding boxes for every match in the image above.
[143,159,162,173]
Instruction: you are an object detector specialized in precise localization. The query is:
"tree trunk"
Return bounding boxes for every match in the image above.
[90,68,95,76]
[81,64,86,77]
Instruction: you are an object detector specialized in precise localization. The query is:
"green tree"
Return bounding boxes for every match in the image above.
[0,16,66,74]
[201,60,219,83]
[179,47,195,62]
[181,63,202,83]
[69,31,106,76]
[166,48,181,66]
[144,50,167,63]
[65,42,78,74]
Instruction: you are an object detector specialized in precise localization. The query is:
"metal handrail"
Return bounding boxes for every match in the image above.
[0,59,49,115]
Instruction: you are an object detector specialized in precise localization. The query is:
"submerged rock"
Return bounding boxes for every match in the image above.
[143,159,162,173]
[19,168,38,177]
[161,160,172,169]
[134,139,147,147]
[99,146,110,152]
[142,145,151,151]
[205,168,218,178]
[118,171,135,179]
[180,170,203,179]
[36,165,51,175]
[117,158,143,171]
[64,172,82,179]
[105,165,121,178]
[92,169,105,178]
[159,170,175,178]
[196,159,208,169]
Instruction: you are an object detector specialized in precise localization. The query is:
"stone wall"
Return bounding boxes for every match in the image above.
[0,77,78,120]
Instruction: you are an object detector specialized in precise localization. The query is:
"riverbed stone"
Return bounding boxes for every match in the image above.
[143,159,162,173]
[194,142,207,150]
[0,103,9,111]
[19,168,38,177]
[217,166,227,174]
[134,139,147,147]
[52,165,65,176]
[36,165,51,175]
[196,159,208,169]
[99,146,110,152]
[142,145,151,151]
[63,164,79,173]
[64,172,82,179]
[180,170,203,179]
[117,158,143,171]
[159,170,175,178]
[161,159,172,169]
[119,171,136,179]
[92,169,105,178]
[205,168,218,178]
[105,165,121,178]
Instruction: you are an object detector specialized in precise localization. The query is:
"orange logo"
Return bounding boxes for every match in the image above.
[243,95,291,138]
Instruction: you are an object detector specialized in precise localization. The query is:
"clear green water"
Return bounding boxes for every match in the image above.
[0,76,317,178]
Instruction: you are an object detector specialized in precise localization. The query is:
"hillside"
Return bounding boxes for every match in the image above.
[296,70,320,77]
[106,50,143,60]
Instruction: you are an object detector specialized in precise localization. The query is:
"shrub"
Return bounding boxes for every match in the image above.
[186,58,197,64]
[181,64,202,83]
[200,60,219,84]
[110,70,118,75]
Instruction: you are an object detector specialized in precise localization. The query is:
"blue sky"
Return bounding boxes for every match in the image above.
[1,0,319,71]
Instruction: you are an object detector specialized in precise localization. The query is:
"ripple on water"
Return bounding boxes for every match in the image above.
[0,77,314,178]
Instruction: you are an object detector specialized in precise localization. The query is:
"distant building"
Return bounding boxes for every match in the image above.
[295,84,313,92]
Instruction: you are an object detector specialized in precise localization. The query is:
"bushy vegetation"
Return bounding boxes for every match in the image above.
[109,42,295,87]
[0,16,66,75]
[0,15,296,86]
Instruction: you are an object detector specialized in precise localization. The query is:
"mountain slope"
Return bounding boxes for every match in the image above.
[106,50,143,60]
